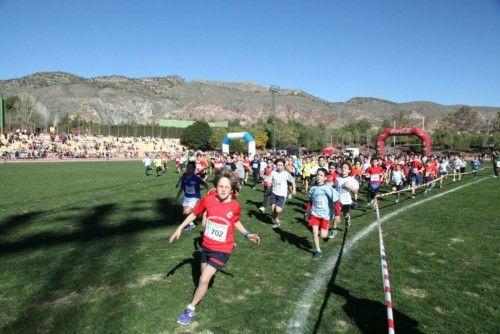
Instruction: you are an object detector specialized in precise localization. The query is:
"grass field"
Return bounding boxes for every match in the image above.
[0,161,498,333]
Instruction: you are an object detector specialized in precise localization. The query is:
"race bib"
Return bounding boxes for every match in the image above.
[496,161,500,168]
[252,163,259,169]
[370,174,380,182]
[185,185,195,195]
[412,168,418,174]
[314,199,327,209]
[205,220,229,242]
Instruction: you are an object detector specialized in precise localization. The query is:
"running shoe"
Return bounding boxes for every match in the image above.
[184,222,196,232]
[177,307,195,325]
[271,219,281,229]
[313,251,322,260]
[328,229,337,239]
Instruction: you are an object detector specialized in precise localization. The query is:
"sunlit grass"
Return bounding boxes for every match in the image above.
[0,162,497,333]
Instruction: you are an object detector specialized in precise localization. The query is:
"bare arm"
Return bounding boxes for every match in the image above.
[169,212,197,243]
[234,221,260,245]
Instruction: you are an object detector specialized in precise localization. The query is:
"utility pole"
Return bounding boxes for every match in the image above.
[269,85,279,153]
[393,120,396,147]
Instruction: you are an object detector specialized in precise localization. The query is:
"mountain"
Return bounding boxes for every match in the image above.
[1,72,498,129]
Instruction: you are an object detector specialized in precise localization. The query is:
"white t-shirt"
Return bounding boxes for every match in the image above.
[362,162,371,173]
[142,157,152,166]
[335,176,358,205]
[310,164,327,176]
[271,170,294,197]
[391,170,405,185]
[439,160,449,173]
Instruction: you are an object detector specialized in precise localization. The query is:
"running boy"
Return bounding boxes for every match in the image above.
[169,171,260,326]
[334,162,359,230]
[175,161,209,231]
[269,158,296,228]
[305,168,339,260]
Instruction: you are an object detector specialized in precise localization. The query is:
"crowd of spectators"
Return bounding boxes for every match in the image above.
[0,129,184,160]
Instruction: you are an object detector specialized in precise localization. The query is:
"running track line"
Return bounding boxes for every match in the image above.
[286,176,490,333]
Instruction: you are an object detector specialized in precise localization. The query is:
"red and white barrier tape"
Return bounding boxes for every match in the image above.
[370,166,489,333]
[373,198,395,334]
[376,166,488,198]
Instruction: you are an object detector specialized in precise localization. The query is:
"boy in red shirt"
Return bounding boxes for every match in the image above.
[365,158,384,207]
[169,171,260,326]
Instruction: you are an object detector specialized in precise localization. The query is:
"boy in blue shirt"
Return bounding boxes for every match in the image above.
[305,168,340,260]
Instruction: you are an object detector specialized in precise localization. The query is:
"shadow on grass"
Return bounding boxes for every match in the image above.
[272,227,313,254]
[166,249,234,291]
[245,199,263,210]
[0,210,44,236]
[312,229,422,334]
[329,285,423,334]
[1,202,138,333]
[313,228,349,333]
[0,198,183,255]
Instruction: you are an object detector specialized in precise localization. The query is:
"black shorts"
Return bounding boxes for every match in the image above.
[341,204,351,215]
[201,248,231,271]
[393,183,404,191]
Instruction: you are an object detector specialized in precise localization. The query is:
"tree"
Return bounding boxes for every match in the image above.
[492,111,500,133]
[254,131,269,149]
[392,110,412,128]
[229,139,245,153]
[13,95,36,129]
[209,128,227,150]
[442,106,480,133]
[380,119,392,129]
[180,121,212,150]
[274,121,299,148]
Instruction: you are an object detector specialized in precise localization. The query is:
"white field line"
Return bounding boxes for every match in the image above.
[286,176,490,333]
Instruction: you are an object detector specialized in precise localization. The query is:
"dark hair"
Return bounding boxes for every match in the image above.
[317,167,328,176]
[186,161,196,169]
[274,158,285,165]
[341,161,352,170]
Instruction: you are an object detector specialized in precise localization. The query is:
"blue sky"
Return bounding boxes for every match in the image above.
[0,0,499,106]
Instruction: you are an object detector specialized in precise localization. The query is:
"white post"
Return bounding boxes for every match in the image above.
[393,121,396,147]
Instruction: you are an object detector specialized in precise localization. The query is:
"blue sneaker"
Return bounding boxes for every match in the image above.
[184,222,196,232]
[177,307,195,325]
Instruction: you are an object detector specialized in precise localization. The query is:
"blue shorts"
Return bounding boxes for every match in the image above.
[270,193,286,209]
[411,175,423,185]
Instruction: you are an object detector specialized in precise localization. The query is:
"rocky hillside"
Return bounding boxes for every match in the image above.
[1,72,498,129]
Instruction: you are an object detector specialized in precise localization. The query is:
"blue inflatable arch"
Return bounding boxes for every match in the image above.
[222,132,256,158]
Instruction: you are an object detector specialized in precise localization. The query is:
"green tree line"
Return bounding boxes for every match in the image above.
[3,95,499,152]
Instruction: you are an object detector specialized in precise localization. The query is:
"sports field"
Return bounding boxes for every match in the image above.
[0,161,498,333]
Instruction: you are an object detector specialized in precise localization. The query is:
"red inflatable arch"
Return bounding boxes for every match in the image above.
[376,127,431,156]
